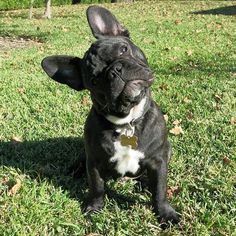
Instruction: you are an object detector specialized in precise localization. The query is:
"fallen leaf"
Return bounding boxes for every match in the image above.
[170,126,184,135]
[196,29,202,33]
[173,120,181,126]
[163,114,168,123]
[186,49,193,56]
[8,178,21,196]
[174,19,182,25]
[1,177,9,185]
[159,83,168,91]
[230,117,235,125]
[81,96,91,106]
[167,186,181,198]
[214,103,221,111]
[222,156,230,165]
[143,38,155,44]
[206,23,212,29]
[183,97,192,104]
[214,94,222,102]
[17,88,25,94]
[216,22,222,28]
[170,56,178,61]
[62,27,68,32]
[187,111,194,120]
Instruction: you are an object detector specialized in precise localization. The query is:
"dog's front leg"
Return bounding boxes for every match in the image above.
[85,164,105,213]
[147,154,180,225]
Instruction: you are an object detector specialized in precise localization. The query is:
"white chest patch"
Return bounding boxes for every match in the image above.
[110,141,144,176]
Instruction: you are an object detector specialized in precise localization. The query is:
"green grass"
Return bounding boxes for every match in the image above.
[0,1,236,235]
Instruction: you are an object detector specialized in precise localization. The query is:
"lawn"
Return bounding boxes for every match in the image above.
[0,1,236,235]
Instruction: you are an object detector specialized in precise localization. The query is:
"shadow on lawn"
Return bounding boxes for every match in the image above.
[0,137,86,197]
[0,26,48,42]
[0,137,142,209]
[192,5,236,16]
[0,8,48,19]
[154,56,236,78]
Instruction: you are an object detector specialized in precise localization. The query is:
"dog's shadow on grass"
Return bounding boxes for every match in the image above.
[0,137,86,199]
[0,137,143,210]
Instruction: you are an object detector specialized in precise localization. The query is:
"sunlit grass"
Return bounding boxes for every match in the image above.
[0,1,235,235]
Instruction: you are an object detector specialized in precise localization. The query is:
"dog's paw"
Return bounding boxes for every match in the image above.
[155,203,180,227]
[83,201,104,214]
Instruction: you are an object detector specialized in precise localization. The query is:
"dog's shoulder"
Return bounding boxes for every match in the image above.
[143,99,166,127]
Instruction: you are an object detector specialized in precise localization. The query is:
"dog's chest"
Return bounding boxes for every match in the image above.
[110,140,144,176]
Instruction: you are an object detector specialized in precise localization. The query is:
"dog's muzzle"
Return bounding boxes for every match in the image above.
[102,60,153,117]
[106,60,154,100]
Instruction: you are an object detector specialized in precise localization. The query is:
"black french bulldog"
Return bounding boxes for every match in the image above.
[41,6,180,224]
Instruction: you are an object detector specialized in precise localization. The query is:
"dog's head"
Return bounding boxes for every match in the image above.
[42,6,154,118]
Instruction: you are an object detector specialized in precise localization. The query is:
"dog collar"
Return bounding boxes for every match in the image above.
[113,103,150,150]
[105,97,150,149]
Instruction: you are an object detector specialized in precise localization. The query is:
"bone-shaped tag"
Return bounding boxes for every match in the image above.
[120,134,138,149]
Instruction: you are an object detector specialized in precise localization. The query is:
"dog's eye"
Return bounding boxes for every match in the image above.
[119,45,128,56]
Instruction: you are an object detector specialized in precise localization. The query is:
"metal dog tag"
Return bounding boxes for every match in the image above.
[120,134,138,149]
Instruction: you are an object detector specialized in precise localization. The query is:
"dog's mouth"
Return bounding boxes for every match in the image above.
[106,77,153,117]
[109,90,146,117]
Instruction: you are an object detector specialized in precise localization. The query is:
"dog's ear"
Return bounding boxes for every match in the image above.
[86,6,130,39]
[41,56,84,91]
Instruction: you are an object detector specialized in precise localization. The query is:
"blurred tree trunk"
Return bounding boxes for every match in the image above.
[29,0,34,19]
[43,0,51,19]
[29,0,51,19]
